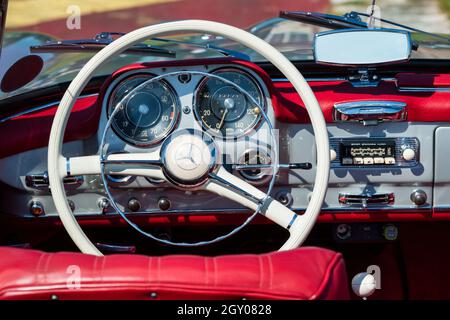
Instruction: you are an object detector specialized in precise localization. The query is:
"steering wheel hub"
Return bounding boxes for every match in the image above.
[161,132,217,186]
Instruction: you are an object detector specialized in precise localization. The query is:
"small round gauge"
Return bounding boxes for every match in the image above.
[194,68,265,139]
[108,74,180,147]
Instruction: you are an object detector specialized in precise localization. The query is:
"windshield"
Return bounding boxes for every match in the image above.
[1,0,450,99]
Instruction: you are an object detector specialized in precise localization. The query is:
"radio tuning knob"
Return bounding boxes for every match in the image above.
[402,147,415,161]
[330,149,337,162]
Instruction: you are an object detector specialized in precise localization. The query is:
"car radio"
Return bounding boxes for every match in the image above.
[330,138,419,167]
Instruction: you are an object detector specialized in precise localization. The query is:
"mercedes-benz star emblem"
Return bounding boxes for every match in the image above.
[175,143,203,171]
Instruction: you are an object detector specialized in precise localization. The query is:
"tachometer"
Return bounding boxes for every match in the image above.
[108,74,180,147]
[194,69,264,139]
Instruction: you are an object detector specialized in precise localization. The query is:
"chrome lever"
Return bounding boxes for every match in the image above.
[232,163,312,171]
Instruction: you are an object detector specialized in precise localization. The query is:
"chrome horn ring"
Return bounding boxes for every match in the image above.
[99,71,278,247]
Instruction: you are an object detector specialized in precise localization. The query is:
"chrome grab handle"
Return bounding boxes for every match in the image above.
[333,101,407,126]
[338,193,395,209]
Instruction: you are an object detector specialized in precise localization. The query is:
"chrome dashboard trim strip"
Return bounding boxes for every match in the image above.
[271,77,347,82]
[272,78,450,92]
[0,93,99,124]
[32,206,432,218]
[271,77,398,83]
[432,207,450,212]
[398,87,450,92]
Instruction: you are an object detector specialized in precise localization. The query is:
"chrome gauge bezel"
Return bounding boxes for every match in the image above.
[193,67,266,140]
[107,73,181,147]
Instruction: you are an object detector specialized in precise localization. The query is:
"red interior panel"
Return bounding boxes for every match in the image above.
[396,73,450,88]
[272,79,450,123]
[0,95,99,159]
[3,59,450,159]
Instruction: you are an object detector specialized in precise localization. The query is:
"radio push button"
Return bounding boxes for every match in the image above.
[342,157,353,165]
[374,157,385,164]
[353,157,364,165]
[363,157,374,165]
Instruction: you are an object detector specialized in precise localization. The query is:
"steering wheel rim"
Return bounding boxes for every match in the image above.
[48,20,330,256]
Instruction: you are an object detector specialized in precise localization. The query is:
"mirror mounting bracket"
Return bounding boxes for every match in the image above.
[348,68,380,87]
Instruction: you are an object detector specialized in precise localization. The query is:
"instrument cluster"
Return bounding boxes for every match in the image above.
[107,74,180,147]
[194,68,265,139]
[105,67,266,147]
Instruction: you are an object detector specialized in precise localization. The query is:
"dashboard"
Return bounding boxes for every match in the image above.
[1,57,450,225]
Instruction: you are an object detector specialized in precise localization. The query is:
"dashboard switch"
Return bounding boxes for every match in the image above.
[158,197,171,211]
[336,224,352,240]
[410,189,427,206]
[276,191,293,207]
[342,157,353,165]
[383,224,399,241]
[374,157,385,164]
[97,197,110,213]
[128,198,141,212]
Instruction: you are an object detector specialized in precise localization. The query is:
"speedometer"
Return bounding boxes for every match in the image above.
[108,74,180,147]
[194,69,265,139]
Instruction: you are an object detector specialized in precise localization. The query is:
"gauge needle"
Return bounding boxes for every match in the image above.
[132,113,144,137]
[217,108,228,131]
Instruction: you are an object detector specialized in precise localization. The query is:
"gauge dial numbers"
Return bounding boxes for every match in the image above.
[194,69,265,139]
[108,74,180,147]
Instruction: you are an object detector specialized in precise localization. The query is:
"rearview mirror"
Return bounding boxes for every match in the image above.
[314,29,412,66]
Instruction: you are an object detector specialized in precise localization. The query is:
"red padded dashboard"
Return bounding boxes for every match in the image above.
[2,58,450,159]
[273,79,450,123]
[0,95,99,159]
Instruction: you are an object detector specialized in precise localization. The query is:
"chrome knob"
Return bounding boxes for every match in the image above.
[336,224,351,240]
[410,189,427,206]
[97,197,110,213]
[29,201,45,216]
[158,197,171,211]
[128,198,141,212]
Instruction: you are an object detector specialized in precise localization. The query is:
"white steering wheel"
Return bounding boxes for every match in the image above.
[48,20,330,256]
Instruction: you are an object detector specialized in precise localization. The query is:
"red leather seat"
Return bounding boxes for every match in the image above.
[0,246,349,300]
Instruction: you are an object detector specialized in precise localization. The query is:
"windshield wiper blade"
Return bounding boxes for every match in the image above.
[279,11,368,29]
[30,32,176,57]
[281,10,450,45]
[150,37,251,61]
[31,31,251,60]
[354,11,450,44]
